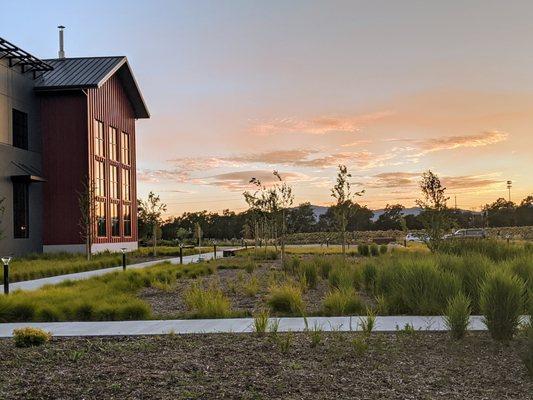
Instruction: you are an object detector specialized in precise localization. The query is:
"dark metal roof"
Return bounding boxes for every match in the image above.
[0,37,54,78]
[35,57,150,119]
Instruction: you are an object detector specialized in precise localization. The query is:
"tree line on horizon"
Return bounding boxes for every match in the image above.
[139,188,533,243]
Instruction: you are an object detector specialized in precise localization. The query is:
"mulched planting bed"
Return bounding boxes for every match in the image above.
[139,258,333,318]
[0,332,530,399]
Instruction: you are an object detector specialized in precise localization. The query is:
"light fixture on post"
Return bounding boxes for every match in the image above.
[506,180,512,202]
[2,256,12,295]
[120,248,127,271]
[213,240,217,260]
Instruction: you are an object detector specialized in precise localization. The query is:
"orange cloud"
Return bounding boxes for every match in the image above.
[415,131,508,154]
[249,111,394,136]
[206,170,310,191]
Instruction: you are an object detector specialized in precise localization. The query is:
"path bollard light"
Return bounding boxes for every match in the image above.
[120,248,127,271]
[179,243,183,264]
[2,256,12,295]
[213,241,217,260]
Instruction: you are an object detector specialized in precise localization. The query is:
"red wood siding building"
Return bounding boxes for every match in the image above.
[36,57,149,253]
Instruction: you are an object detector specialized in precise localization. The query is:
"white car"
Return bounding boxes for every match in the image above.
[405,233,428,243]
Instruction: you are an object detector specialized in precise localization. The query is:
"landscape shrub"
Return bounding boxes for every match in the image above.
[0,262,215,323]
[369,243,379,257]
[242,275,261,297]
[444,293,471,340]
[313,256,334,279]
[358,244,369,257]
[374,256,461,315]
[480,270,525,342]
[244,258,257,274]
[437,253,492,313]
[253,310,269,335]
[13,327,51,347]
[438,239,528,262]
[328,264,361,291]
[184,283,231,318]
[251,249,279,261]
[299,261,319,289]
[322,288,363,316]
[379,244,388,255]
[362,260,378,292]
[267,283,305,315]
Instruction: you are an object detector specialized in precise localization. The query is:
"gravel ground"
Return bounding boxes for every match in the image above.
[0,332,530,399]
[139,260,334,318]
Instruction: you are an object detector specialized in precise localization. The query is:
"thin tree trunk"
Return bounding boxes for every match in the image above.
[153,225,157,257]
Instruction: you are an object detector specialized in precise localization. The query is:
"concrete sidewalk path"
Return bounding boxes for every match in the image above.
[0,250,227,292]
[0,316,493,337]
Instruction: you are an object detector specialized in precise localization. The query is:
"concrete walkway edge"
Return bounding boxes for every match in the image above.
[3,315,528,337]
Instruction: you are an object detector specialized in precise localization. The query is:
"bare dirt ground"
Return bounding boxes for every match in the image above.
[139,259,333,318]
[0,332,530,399]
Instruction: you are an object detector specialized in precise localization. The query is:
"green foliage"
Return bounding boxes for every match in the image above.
[278,331,293,354]
[369,243,379,257]
[242,275,261,297]
[328,263,361,291]
[244,258,257,274]
[358,244,370,257]
[308,323,323,348]
[438,239,530,262]
[296,260,319,289]
[0,262,214,323]
[13,327,51,348]
[359,308,376,336]
[379,244,388,255]
[351,335,368,356]
[480,270,525,342]
[184,283,231,318]
[313,256,334,279]
[253,309,269,335]
[444,293,471,340]
[267,283,305,315]
[323,288,363,316]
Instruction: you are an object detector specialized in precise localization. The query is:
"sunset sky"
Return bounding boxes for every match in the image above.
[3,1,533,216]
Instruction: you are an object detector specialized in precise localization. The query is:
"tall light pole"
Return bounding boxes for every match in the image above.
[506,180,512,202]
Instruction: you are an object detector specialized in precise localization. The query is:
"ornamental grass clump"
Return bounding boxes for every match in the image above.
[184,283,231,318]
[444,293,471,340]
[267,283,305,315]
[328,264,361,291]
[253,309,270,335]
[480,270,525,342]
[298,261,319,289]
[323,288,363,316]
[13,327,51,348]
[369,243,379,257]
[358,244,369,257]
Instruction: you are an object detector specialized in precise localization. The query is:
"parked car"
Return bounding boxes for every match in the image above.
[405,233,428,242]
[444,228,487,240]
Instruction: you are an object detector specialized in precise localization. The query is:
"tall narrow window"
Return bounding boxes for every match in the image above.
[122,169,131,201]
[121,132,130,165]
[13,182,29,238]
[13,109,28,150]
[96,200,107,237]
[94,160,106,197]
[110,165,119,199]
[109,127,118,161]
[123,204,132,237]
[94,120,105,157]
[111,203,120,237]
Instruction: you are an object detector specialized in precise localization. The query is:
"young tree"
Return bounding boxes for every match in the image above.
[331,165,364,256]
[416,170,451,252]
[243,171,294,266]
[77,179,97,260]
[138,192,167,256]
[287,202,316,233]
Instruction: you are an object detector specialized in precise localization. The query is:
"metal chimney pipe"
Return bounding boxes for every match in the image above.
[58,25,65,58]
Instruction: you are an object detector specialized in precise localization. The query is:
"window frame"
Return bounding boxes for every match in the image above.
[12,109,29,150]
[108,126,119,162]
[94,120,105,157]
[13,181,29,239]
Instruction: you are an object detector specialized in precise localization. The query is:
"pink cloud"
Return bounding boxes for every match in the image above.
[249,111,394,136]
